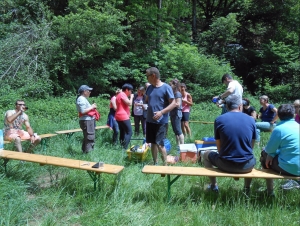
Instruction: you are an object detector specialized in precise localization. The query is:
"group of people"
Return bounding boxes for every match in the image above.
[210,74,299,195]
[104,68,194,166]
[3,70,299,195]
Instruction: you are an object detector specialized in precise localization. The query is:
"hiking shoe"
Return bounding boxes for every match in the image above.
[207,184,219,193]
[281,180,300,190]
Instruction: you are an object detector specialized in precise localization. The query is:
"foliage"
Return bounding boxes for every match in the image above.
[50,2,131,94]
[0,0,55,98]
[198,13,240,57]
[148,40,233,101]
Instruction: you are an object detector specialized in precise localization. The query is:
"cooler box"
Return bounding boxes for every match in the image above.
[179,143,198,163]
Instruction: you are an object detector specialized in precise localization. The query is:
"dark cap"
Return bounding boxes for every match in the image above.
[242,100,248,106]
[122,83,133,91]
[78,85,93,94]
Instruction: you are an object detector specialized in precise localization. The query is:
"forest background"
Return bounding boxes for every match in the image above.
[0,0,299,105]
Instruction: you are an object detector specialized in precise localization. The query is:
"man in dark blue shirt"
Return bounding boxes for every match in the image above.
[203,94,256,193]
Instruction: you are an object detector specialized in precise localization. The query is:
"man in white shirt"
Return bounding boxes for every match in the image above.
[213,74,243,114]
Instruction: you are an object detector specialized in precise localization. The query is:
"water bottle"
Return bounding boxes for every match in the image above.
[0,129,4,151]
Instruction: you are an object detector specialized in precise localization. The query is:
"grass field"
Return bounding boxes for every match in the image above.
[0,98,299,225]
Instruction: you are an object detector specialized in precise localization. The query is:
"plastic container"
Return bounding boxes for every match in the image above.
[0,129,3,150]
[212,97,219,103]
[195,140,216,149]
[127,143,149,162]
[179,143,198,163]
[164,139,171,154]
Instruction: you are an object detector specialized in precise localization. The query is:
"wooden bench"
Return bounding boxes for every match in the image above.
[189,121,214,124]
[142,165,300,200]
[0,150,124,190]
[4,133,57,152]
[55,125,110,138]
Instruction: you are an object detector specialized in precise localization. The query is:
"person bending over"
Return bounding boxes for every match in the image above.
[203,94,256,193]
[4,100,41,153]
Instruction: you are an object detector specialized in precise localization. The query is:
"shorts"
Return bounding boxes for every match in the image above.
[181,112,190,122]
[4,129,40,141]
[146,122,167,146]
[170,116,183,135]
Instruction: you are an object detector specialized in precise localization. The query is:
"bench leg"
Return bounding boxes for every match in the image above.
[87,171,101,191]
[167,175,181,201]
[41,138,50,153]
[0,158,9,173]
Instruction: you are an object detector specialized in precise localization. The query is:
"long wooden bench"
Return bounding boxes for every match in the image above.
[0,150,124,190]
[142,165,300,200]
[189,121,214,124]
[55,125,110,138]
[4,133,57,152]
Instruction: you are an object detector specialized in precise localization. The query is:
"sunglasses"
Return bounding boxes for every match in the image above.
[17,104,26,106]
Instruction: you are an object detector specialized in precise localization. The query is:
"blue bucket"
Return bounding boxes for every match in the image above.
[164,139,171,154]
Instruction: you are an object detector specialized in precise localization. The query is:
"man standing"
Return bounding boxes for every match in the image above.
[145,67,176,165]
[76,85,97,153]
[213,74,243,114]
[203,94,256,193]
[4,100,41,152]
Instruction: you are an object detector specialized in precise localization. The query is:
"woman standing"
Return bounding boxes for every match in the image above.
[170,79,184,146]
[180,83,193,138]
[255,95,278,144]
[115,83,134,149]
[132,86,146,137]
[107,89,121,145]
[76,85,97,154]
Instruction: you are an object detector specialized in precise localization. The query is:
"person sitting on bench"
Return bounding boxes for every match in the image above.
[260,104,300,196]
[4,100,41,153]
[203,94,256,193]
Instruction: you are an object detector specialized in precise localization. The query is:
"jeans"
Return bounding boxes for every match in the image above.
[134,115,146,136]
[117,119,133,149]
[112,119,119,145]
[256,122,276,142]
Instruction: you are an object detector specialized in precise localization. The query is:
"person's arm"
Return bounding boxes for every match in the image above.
[6,110,23,123]
[122,93,134,106]
[174,97,181,108]
[270,107,278,124]
[81,103,97,114]
[183,93,193,106]
[251,110,257,120]
[153,98,176,120]
[264,129,281,168]
[23,114,35,143]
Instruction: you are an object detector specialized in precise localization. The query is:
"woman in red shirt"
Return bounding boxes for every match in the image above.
[115,84,134,149]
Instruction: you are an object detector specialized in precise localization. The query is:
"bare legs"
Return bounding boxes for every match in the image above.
[181,121,191,138]
[151,143,167,165]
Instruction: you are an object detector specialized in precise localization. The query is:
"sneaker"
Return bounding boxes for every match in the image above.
[207,184,219,193]
[281,180,300,190]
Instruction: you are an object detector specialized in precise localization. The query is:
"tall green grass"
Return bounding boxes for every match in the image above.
[0,97,299,225]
